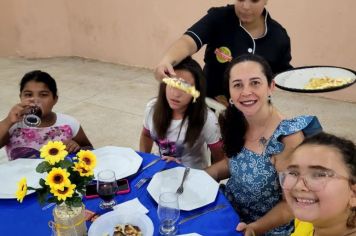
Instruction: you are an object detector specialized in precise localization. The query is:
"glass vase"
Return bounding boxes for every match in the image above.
[50,203,87,236]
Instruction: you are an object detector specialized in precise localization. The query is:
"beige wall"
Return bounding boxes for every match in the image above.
[0,0,355,70]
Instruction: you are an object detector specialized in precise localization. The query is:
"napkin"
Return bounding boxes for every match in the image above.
[113,198,149,214]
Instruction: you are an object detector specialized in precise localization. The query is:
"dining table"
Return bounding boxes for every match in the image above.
[0,151,243,236]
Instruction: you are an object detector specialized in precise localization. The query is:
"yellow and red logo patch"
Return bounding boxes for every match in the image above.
[215,47,232,63]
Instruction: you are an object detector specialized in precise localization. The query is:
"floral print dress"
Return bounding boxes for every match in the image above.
[225,115,321,236]
[6,113,79,160]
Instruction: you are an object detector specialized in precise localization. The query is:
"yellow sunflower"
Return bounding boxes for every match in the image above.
[50,182,76,201]
[73,162,94,177]
[16,177,27,203]
[76,150,97,170]
[46,167,70,190]
[40,141,68,165]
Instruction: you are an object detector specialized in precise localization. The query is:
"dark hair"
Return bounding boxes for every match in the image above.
[153,57,207,147]
[297,132,356,227]
[20,70,57,97]
[219,54,273,157]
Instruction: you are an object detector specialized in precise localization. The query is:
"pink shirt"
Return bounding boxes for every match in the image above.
[6,113,79,160]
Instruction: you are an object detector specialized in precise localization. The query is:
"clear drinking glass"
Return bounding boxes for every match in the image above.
[23,102,42,127]
[96,169,118,209]
[157,192,180,236]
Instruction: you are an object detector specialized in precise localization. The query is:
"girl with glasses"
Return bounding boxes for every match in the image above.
[280,132,356,236]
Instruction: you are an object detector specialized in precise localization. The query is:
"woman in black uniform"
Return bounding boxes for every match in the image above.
[155,0,292,105]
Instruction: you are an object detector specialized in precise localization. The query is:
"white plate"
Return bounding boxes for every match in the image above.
[0,158,44,198]
[147,167,219,211]
[88,211,154,236]
[275,67,356,93]
[93,146,142,180]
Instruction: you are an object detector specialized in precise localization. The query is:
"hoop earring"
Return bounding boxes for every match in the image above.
[229,98,234,106]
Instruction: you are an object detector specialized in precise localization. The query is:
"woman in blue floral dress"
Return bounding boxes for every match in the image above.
[206,54,321,236]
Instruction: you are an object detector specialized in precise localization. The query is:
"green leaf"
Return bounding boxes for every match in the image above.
[36,161,52,173]
[67,197,82,207]
[37,190,48,205]
[59,159,73,169]
[77,188,86,196]
[48,197,59,204]
[39,178,46,188]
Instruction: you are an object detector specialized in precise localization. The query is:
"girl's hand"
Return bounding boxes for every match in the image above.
[236,222,256,236]
[6,100,34,124]
[161,155,182,164]
[62,139,81,153]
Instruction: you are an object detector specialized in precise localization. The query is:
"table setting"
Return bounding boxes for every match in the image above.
[274,66,356,93]
[0,144,242,236]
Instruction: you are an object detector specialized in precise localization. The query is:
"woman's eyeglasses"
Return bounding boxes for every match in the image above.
[278,169,349,192]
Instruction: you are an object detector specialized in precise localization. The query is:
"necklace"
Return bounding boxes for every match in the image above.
[245,106,275,148]
[159,117,185,157]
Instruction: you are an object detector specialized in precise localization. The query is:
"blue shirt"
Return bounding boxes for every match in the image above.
[225,115,321,236]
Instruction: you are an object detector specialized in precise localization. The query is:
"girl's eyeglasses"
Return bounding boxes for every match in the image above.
[278,169,350,192]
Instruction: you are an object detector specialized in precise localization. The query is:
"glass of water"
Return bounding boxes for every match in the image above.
[157,192,180,236]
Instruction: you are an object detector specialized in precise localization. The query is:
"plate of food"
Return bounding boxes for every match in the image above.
[93,146,142,180]
[0,158,44,198]
[274,66,356,93]
[147,167,219,211]
[88,211,153,236]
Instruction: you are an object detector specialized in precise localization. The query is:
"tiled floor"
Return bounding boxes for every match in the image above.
[0,57,355,162]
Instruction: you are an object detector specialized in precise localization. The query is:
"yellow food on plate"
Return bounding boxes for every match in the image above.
[113,223,142,236]
[304,77,355,90]
[162,77,200,102]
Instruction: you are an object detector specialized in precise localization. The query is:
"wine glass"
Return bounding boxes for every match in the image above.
[157,192,180,236]
[23,101,42,127]
[96,169,118,209]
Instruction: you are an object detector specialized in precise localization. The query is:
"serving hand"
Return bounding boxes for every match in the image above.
[154,61,176,81]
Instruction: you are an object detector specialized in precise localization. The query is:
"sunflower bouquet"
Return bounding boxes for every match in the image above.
[16,141,97,208]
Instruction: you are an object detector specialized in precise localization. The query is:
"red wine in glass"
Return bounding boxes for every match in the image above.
[98,183,117,201]
[97,170,118,209]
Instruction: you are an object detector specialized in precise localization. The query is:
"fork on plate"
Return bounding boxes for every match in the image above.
[176,167,190,194]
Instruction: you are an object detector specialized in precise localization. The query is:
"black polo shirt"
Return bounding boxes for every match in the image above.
[185,5,292,98]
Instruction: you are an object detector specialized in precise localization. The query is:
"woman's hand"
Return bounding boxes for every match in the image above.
[154,62,176,81]
[236,222,256,236]
[161,155,182,164]
[62,139,81,153]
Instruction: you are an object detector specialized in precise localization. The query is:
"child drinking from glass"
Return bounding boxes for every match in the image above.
[139,57,225,169]
[279,132,356,236]
[0,70,93,160]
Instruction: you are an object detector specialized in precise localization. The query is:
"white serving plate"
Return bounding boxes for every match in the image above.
[147,167,219,211]
[93,146,142,180]
[88,211,153,236]
[0,158,44,198]
[275,67,355,93]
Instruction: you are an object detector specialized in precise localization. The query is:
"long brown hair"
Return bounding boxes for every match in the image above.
[153,57,207,147]
[219,54,274,157]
